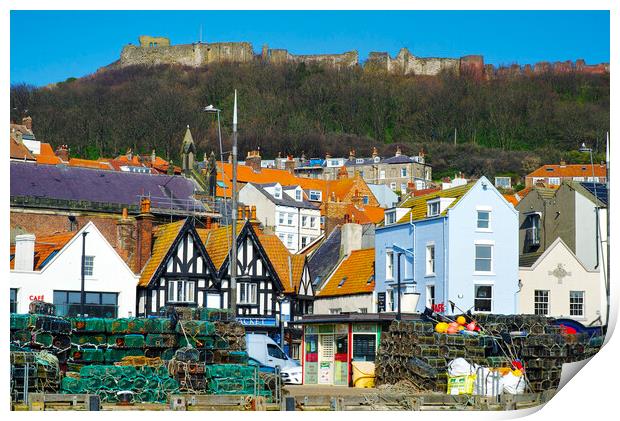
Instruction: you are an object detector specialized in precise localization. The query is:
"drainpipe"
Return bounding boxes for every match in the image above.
[80,231,89,317]
[409,212,416,301]
[443,217,448,315]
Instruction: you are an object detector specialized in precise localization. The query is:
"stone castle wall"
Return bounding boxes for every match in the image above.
[116,35,609,78]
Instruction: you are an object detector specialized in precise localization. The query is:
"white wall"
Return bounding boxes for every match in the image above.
[313,294,374,314]
[518,239,603,325]
[10,222,138,317]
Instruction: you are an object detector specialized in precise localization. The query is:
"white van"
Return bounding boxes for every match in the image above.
[245,333,299,370]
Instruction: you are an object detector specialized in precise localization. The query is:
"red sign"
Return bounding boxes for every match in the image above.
[29,295,44,301]
[433,303,445,313]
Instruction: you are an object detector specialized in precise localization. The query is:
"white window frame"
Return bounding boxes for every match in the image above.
[474,284,493,313]
[302,215,308,227]
[474,243,494,274]
[385,211,396,225]
[309,190,322,201]
[310,217,316,228]
[278,212,284,225]
[380,170,386,180]
[84,255,95,277]
[548,177,561,186]
[390,182,397,191]
[238,282,258,305]
[386,250,394,280]
[287,234,294,248]
[287,213,294,225]
[534,290,549,316]
[476,209,491,231]
[426,284,435,309]
[301,236,308,248]
[295,190,302,201]
[168,279,196,304]
[427,199,440,217]
[569,291,585,317]
[572,177,585,182]
[425,244,435,276]
[274,186,282,199]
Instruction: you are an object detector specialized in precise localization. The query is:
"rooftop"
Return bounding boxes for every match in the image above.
[317,248,375,297]
[526,163,607,179]
[10,232,77,271]
[395,182,474,224]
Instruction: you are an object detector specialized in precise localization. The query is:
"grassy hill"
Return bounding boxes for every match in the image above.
[10,62,609,179]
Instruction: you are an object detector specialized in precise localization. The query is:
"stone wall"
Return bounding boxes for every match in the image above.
[120,41,254,67]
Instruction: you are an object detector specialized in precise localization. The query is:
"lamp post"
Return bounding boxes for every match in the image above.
[276,294,287,349]
[80,231,89,317]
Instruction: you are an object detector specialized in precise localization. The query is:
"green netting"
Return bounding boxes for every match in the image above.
[108,318,130,334]
[11,330,31,344]
[178,335,214,349]
[208,378,247,394]
[106,335,126,347]
[124,334,145,348]
[127,319,147,334]
[161,348,176,361]
[156,364,170,378]
[10,314,34,331]
[144,318,174,333]
[72,334,107,346]
[104,348,144,363]
[161,377,179,392]
[70,317,108,332]
[61,376,84,393]
[72,347,105,363]
[228,351,249,364]
[32,332,53,347]
[176,320,215,336]
[145,334,177,348]
[137,389,156,403]
[205,364,254,379]
[195,308,234,322]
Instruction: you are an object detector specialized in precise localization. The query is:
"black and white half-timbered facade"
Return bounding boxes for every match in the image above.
[289,256,315,321]
[137,219,219,316]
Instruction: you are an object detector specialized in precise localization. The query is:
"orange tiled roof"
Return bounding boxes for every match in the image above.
[318,248,375,297]
[290,254,306,292]
[138,220,186,287]
[255,231,294,293]
[10,136,36,161]
[503,194,519,207]
[10,232,76,270]
[526,164,607,179]
[35,143,62,165]
[347,204,385,224]
[197,222,246,271]
[68,158,113,170]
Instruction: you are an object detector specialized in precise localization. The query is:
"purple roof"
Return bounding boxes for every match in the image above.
[11,161,204,212]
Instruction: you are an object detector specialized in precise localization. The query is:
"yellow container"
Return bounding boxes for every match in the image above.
[352,361,376,388]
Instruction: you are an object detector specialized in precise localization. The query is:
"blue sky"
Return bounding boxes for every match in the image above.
[11,10,610,86]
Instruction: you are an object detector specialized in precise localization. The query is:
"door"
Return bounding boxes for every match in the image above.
[318,334,335,384]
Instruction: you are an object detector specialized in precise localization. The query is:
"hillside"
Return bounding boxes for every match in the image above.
[10,62,609,179]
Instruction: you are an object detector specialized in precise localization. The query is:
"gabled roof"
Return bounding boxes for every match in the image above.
[396,183,474,224]
[248,183,318,210]
[520,237,596,272]
[197,222,245,272]
[346,204,385,224]
[138,220,186,287]
[526,163,607,179]
[35,143,62,165]
[564,181,608,207]
[68,158,114,170]
[308,226,342,287]
[254,230,304,294]
[503,194,519,207]
[10,232,77,271]
[10,136,36,161]
[317,248,375,297]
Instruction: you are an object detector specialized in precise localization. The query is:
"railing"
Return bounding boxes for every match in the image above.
[525,228,541,246]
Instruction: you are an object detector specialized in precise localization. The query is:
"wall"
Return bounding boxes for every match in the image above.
[120,42,254,67]
[313,293,374,314]
[10,222,138,317]
[447,178,519,315]
[574,191,607,271]
[518,240,603,325]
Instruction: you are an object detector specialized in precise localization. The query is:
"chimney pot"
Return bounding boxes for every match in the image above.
[14,233,36,271]
[140,197,151,214]
[122,208,129,219]
[251,205,257,220]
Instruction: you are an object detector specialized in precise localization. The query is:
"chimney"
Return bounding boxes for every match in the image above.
[349,149,356,160]
[116,208,134,266]
[560,159,566,168]
[245,150,262,172]
[127,148,133,161]
[135,198,155,273]
[372,147,379,158]
[151,150,156,164]
[14,234,36,271]
[237,206,243,220]
[22,116,33,132]
[325,152,332,160]
[340,223,362,257]
[55,145,70,162]
[250,205,257,220]
[205,216,212,229]
[285,155,296,174]
[395,146,402,157]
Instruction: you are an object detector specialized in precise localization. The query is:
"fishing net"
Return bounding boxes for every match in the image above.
[124,334,146,348]
[176,320,215,336]
[144,318,175,334]
[145,334,177,348]
[70,317,107,333]
[72,333,107,346]
[10,314,34,331]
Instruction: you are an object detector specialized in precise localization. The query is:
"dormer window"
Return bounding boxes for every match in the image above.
[295,190,302,201]
[309,190,322,201]
[274,186,282,199]
[385,210,396,225]
[427,199,440,217]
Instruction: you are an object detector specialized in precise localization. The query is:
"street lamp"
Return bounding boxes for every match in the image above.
[276,294,288,349]
[80,231,89,317]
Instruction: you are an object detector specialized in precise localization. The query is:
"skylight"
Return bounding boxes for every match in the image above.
[338,277,347,287]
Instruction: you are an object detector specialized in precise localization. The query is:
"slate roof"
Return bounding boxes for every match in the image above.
[317,248,375,297]
[519,252,544,268]
[10,161,204,213]
[10,232,76,271]
[567,181,608,207]
[249,183,318,210]
[396,183,474,224]
[308,225,342,287]
[138,220,186,286]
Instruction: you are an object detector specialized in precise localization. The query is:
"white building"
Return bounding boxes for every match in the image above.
[10,221,139,317]
[518,238,604,325]
[239,182,322,252]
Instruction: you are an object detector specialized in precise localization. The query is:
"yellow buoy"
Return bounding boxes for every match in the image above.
[456,316,467,325]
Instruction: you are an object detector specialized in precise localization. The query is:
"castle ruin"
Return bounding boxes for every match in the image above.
[115,35,609,78]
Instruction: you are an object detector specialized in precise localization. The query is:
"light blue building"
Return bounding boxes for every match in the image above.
[375,176,519,315]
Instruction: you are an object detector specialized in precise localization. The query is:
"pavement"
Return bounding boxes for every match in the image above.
[284,384,378,397]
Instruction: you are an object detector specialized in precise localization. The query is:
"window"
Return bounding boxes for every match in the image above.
[426,245,435,275]
[287,213,293,225]
[390,182,397,191]
[401,167,408,177]
[386,251,394,279]
[385,211,396,225]
[389,289,395,311]
[10,288,17,313]
[267,343,287,360]
[426,285,435,309]
[310,217,316,228]
[587,177,600,182]
[477,211,490,229]
[295,190,302,201]
[274,186,282,199]
[168,280,196,303]
[362,196,369,205]
[287,234,294,248]
[475,245,493,272]
[401,183,408,192]
[570,291,585,317]
[53,290,118,318]
[380,170,386,180]
[278,233,285,241]
[329,308,342,314]
[302,216,308,227]
[84,255,95,276]
[474,285,493,312]
[572,177,584,182]
[548,177,561,186]
[278,212,284,225]
[353,334,376,362]
[525,214,541,247]
[534,290,549,316]
[238,282,257,305]
[309,190,322,201]
[427,200,440,217]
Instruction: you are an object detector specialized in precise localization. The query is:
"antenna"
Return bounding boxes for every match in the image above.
[199,25,202,44]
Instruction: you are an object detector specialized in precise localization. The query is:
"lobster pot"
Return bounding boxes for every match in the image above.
[124,334,146,348]
[176,320,216,336]
[11,314,34,331]
[145,334,177,348]
[72,334,107,346]
[144,318,175,334]
[70,317,107,333]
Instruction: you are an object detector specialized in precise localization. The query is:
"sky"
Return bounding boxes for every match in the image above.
[10,10,610,86]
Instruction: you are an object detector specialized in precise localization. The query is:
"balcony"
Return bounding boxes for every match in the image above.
[525,227,541,247]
